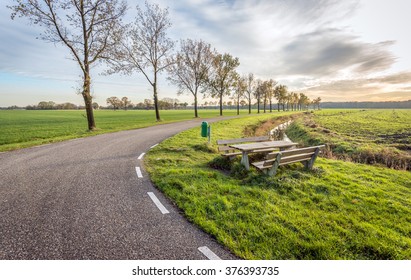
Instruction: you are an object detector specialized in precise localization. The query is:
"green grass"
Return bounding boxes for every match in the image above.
[286,109,411,170]
[0,109,253,151]
[145,113,411,259]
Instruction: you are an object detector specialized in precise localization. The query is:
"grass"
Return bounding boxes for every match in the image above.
[145,112,411,259]
[0,109,252,152]
[286,109,411,170]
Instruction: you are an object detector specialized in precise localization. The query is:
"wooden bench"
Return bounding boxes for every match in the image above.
[217,136,271,159]
[252,145,325,176]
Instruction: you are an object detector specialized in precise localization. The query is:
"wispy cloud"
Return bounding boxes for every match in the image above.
[304,71,411,101]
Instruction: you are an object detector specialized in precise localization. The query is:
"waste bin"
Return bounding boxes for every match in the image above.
[201,121,208,137]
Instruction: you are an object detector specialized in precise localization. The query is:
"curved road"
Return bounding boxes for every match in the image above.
[0,117,238,260]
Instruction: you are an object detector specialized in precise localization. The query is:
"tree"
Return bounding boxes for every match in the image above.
[207,53,240,116]
[167,39,215,118]
[232,74,246,115]
[274,84,288,111]
[144,99,153,110]
[37,101,55,110]
[106,96,122,110]
[266,79,277,112]
[9,0,127,130]
[299,93,310,111]
[313,97,322,110]
[244,73,255,114]
[109,1,174,121]
[121,97,132,110]
[254,79,263,114]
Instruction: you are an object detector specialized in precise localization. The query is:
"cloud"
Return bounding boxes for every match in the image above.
[302,71,411,101]
[275,28,396,77]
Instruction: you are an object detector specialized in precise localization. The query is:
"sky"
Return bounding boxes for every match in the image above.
[1,0,411,107]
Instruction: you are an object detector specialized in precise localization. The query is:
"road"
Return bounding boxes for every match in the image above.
[0,117,238,260]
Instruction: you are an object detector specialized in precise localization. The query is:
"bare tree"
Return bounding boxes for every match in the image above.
[9,0,127,131]
[106,96,122,110]
[254,79,263,114]
[167,39,215,118]
[232,74,246,115]
[266,79,277,112]
[244,73,255,114]
[121,97,132,110]
[206,53,240,116]
[274,84,288,111]
[109,1,174,122]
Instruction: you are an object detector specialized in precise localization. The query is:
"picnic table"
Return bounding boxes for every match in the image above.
[229,141,297,170]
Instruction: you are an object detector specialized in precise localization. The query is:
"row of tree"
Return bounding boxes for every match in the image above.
[25,101,97,110]
[106,97,188,110]
[9,1,320,130]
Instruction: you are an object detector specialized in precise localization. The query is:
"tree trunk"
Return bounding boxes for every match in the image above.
[270,100,272,112]
[82,73,96,131]
[153,82,161,121]
[257,98,260,114]
[277,103,280,112]
[219,93,223,116]
[194,92,199,118]
[248,97,251,114]
[237,97,240,115]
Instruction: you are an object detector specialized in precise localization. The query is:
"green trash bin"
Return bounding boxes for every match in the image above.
[201,121,208,137]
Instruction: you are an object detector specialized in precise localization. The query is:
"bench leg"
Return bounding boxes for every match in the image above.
[306,147,320,169]
[267,153,282,176]
[240,151,250,171]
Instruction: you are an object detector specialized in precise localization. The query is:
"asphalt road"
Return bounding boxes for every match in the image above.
[0,117,239,260]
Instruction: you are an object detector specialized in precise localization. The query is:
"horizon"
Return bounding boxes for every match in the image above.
[1,0,411,107]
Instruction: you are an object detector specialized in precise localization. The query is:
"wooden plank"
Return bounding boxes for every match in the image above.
[221,152,242,157]
[217,136,270,145]
[230,141,296,152]
[281,153,314,163]
[218,146,235,152]
[279,156,312,166]
[251,161,266,170]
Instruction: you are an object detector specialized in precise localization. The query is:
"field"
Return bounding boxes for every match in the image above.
[0,109,249,152]
[145,110,411,259]
[286,109,411,170]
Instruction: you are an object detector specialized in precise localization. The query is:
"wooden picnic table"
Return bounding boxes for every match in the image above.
[229,141,297,170]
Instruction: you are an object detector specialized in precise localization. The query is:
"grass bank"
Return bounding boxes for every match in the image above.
[145,112,411,259]
[0,109,249,152]
[286,109,411,170]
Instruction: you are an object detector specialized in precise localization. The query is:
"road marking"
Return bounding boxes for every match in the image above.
[198,246,221,260]
[150,143,159,149]
[135,167,143,178]
[138,153,145,160]
[147,192,170,214]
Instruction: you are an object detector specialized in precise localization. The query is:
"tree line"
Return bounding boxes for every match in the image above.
[9,0,320,130]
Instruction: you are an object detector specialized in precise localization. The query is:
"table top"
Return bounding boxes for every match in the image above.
[229,141,297,152]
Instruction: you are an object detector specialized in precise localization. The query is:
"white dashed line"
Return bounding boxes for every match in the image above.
[147,192,170,214]
[135,167,143,178]
[138,153,145,160]
[150,143,159,149]
[198,246,221,260]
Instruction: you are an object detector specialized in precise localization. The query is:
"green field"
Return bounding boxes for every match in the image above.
[145,111,411,259]
[286,109,411,170]
[0,109,251,151]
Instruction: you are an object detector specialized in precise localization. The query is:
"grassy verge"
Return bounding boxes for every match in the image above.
[0,109,250,152]
[286,109,411,170]
[145,113,411,259]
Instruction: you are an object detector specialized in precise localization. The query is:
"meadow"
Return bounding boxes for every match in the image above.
[286,109,411,170]
[0,109,248,152]
[145,110,411,259]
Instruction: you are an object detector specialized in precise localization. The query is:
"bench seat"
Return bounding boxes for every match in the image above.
[252,145,325,176]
